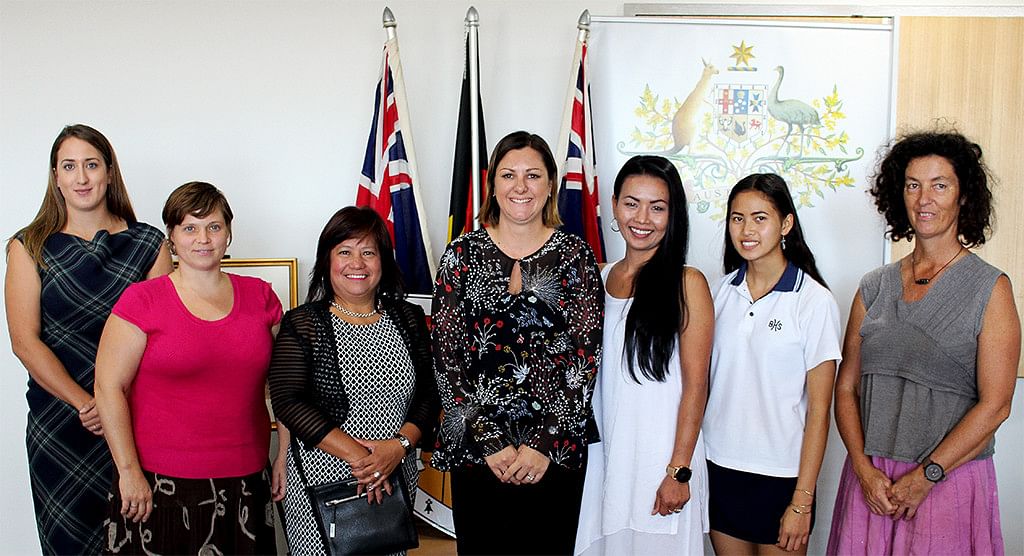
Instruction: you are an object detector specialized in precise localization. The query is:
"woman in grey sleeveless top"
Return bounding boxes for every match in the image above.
[828,132,1020,555]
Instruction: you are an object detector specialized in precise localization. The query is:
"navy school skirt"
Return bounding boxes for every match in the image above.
[707,459,816,545]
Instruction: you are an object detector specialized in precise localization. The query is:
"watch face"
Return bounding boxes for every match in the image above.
[673,467,692,483]
[924,463,943,482]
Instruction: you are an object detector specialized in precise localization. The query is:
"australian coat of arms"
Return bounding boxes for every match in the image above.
[621,40,864,218]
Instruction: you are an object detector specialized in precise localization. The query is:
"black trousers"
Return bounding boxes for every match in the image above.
[450,462,586,555]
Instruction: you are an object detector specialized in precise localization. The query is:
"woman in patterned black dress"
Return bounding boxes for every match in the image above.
[4,124,172,554]
[268,206,439,554]
[431,131,604,555]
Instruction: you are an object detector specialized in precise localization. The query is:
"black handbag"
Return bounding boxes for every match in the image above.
[291,438,419,555]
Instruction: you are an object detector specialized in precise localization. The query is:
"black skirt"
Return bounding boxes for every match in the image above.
[707,459,816,545]
[450,463,586,555]
[103,467,276,555]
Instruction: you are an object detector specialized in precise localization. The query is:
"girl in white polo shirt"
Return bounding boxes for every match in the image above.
[704,173,842,555]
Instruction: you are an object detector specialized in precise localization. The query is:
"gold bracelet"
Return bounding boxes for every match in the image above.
[790,503,812,509]
[790,505,811,515]
[794,488,815,498]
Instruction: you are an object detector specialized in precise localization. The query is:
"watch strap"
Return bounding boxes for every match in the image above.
[394,433,414,456]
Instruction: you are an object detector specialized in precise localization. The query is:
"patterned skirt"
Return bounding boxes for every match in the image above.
[103,467,276,555]
[827,455,1003,555]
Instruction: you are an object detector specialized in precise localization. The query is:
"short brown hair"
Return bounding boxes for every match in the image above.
[162,182,234,238]
[479,131,561,228]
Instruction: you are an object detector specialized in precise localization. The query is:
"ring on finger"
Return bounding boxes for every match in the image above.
[525,474,535,482]
[373,471,381,479]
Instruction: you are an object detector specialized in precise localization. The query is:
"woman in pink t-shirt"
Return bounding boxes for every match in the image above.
[95,182,283,555]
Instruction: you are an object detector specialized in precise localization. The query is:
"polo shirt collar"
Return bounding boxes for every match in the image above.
[730,261,803,292]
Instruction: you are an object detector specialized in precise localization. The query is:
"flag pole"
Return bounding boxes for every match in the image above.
[466,6,482,231]
[556,10,590,179]
[382,6,436,277]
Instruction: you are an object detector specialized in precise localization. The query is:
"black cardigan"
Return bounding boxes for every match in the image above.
[268,298,439,449]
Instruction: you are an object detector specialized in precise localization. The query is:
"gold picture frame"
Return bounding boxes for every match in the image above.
[171,257,299,309]
[219,258,300,309]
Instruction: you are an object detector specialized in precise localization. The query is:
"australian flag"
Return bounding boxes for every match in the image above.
[558,42,605,263]
[356,45,434,294]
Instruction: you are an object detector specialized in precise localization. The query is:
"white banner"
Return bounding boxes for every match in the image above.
[589,17,894,315]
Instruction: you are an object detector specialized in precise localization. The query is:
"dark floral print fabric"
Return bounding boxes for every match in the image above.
[430,229,603,471]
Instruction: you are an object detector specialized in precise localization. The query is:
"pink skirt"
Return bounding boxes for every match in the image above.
[827,455,1003,555]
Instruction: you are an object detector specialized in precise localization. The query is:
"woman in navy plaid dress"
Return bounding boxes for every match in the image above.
[4,125,171,554]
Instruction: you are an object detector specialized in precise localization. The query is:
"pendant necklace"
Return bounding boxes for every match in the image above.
[911,246,964,285]
[330,300,377,319]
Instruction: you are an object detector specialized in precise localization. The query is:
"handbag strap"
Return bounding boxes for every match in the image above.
[290,436,338,554]
[289,435,314,487]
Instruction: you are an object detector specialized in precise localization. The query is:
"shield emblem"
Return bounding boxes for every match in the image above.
[715,84,767,144]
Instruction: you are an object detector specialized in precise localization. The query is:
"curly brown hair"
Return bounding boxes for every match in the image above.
[870,131,993,248]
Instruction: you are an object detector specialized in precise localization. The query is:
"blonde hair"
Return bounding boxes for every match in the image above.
[9,125,136,267]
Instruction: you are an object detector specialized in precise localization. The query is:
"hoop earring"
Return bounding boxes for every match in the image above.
[781,235,787,250]
[610,219,620,233]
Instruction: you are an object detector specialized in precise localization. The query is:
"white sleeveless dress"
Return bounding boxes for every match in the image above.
[574,262,709,555]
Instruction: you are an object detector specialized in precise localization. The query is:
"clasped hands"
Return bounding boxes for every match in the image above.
[485,445,549,485]
[856,463,935,520]
[349,437,406,504]
[78,398,103,436]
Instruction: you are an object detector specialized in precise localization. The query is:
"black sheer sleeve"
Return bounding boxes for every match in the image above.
[268,306,337,446]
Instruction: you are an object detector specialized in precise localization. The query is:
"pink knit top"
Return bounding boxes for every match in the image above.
[113,273,282,478]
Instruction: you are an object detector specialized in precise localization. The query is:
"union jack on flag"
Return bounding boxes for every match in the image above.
[356,42,434,294]
[558,42,605,263]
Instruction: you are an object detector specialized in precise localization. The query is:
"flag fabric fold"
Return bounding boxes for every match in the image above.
[356,38,435,294]
[447,34,488,243]
[557,42,605,263]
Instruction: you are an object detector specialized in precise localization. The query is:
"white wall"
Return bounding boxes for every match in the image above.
[1,2,1020,554]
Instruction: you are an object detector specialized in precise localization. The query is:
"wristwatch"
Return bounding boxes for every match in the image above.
[922,459,945,483]
[394,433,414,456]
[666,464,692,483]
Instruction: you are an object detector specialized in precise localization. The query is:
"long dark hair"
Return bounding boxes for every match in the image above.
[723,173,828,288]
[615,155,689,383]
[307,206,404,305]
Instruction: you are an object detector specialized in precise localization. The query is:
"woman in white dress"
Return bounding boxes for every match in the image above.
[575,155,714,555]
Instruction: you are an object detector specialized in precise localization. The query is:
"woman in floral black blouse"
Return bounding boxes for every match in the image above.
[431,131,604,555]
